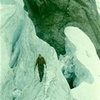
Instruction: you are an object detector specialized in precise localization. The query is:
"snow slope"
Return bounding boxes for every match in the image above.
[0,2,73,100]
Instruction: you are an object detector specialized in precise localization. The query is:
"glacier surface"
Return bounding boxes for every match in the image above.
[0,2,73,100]
[0,0,100,100]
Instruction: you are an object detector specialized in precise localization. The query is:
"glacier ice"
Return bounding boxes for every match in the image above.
[0,0,100,100]
[96,0,100,14]
[0,2,73,100]
[64,26,100,76]
[64,26,100,100]
[60,26,100,89]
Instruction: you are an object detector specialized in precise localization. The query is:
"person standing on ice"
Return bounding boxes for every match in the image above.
[35,54,46,82]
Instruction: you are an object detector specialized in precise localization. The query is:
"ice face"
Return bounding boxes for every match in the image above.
[0,2,73,100]
[64,26,100,100]
[64,26,100,76]
[60,26,100,89]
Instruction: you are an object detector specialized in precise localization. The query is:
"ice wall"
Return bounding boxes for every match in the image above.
[64,26,100,76]
[64,26,100,100]
[0,2,73,100]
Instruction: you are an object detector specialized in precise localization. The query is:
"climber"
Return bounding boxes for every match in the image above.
[35,54,47,82]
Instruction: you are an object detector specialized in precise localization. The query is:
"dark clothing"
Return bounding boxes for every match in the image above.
[13,97,16,100]
[35,57,46,66]
[35,56,46,82]
[38,65,44,82]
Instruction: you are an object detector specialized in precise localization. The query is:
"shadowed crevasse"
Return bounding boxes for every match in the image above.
[23,0,100,57]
